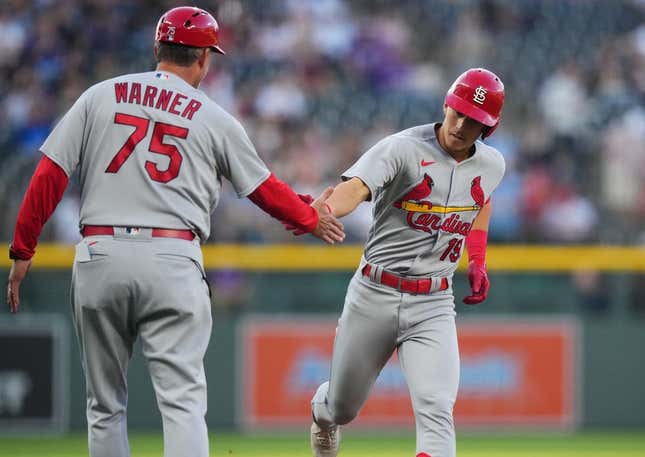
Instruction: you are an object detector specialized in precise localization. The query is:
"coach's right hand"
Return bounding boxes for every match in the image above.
[7,259,31,313]
[311,187,345,244]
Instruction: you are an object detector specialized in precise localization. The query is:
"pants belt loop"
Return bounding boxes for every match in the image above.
[430,276,449,292]
[369,264,383,284]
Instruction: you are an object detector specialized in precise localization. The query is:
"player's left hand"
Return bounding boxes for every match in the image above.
[462,260,489,305]
[7,259,32,313]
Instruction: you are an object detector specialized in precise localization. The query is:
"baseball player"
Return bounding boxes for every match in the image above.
[6,6,344,457]
[301,68,506,457]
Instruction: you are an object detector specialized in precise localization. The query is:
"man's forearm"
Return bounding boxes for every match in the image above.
[247,173,319,233]
[326,178,370,218]
[11,155,69,260]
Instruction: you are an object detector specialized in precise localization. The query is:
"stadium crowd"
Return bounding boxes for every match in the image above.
[0,0,643,244]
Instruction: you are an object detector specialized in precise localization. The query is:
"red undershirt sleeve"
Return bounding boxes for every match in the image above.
[247,173,319,233]
[465,229,488,267]
[9,155,70,260]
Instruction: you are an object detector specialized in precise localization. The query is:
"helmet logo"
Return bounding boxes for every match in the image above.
[473,86,487,105]
[167,26,176,41]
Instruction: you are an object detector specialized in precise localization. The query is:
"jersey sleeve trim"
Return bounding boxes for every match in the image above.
[341,174,374,201]
[341,173,377,202]
[39,149,72,177]
[235,169,272,198]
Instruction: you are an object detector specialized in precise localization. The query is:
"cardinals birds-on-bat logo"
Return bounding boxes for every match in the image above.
[394,174,485,235]
[470,176,485,207]
[394,173,434,210]
[394,174,484,211]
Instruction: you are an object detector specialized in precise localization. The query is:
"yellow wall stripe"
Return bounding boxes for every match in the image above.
[1,244,644,272]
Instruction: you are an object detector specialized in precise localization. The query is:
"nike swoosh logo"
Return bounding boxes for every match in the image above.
[421,160,435,166]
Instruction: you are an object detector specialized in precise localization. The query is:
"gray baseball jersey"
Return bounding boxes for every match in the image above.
[42,71,272,457]
[312,123,505,457]
[343,123,505,278]
[41,70,270,240]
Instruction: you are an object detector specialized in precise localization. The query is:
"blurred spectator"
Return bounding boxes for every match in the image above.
[449,9,494,71]
[487,132,523,241]
[538,185,598,243]
[600,107,645,242]
[601,107,645,214]
[0,6,27,69]
[349,13,411,90]
[199,65,237,114]
[539,62,590,138]
[255,72,308,121]
[0,0,643,244]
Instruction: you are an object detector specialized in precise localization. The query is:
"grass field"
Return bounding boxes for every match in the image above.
[1,432,644,457]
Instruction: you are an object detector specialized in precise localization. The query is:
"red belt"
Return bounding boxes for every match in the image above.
[362,263,449,295]
[81,225,195,241]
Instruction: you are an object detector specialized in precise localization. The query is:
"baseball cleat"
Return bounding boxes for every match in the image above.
[310,421,340,457]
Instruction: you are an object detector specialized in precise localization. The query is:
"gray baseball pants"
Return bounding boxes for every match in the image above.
[312,267,459,457]
[71,229,212,457]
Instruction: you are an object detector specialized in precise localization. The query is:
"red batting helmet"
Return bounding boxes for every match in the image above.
[155,6,225,54]
[445,68,504,138]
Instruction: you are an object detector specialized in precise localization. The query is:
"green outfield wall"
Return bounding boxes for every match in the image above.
[1,244,645,432]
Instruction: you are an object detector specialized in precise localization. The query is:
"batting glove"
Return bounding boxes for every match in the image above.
[462,260,490,305]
